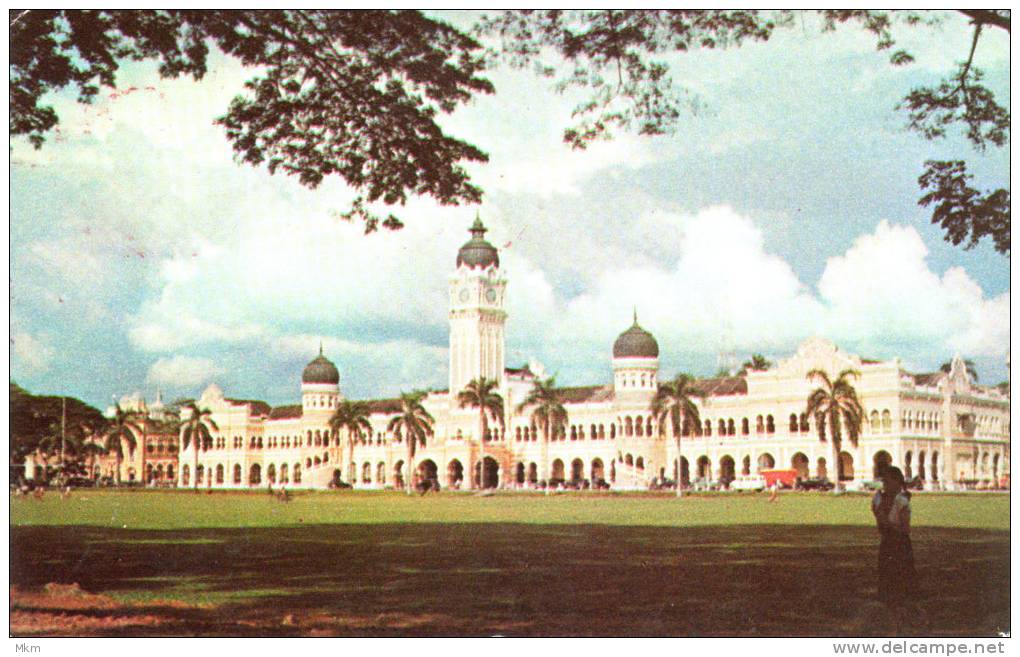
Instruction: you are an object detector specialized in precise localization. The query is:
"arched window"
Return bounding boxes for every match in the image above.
[789,414,798,433]
[799,413,809,433]
[756,415,764,433]
[306,458,312,469]
[280,463,289,483]
[267,463,276,484]
[870,411,880,433]
[233,464,241,484]
[515,427,522,442]
[741,418,750,435]
[570,426,578,441]
[216,464,224,484]
[881,410,892,433]
[625,417,633,437]
[766,415,775,434]
[635,456,644,471]
[726,419,735,435]
[718,419,725,435]
[599,424,606,439]
[362,462,372,483]
[610,424,616,439]
[182,464,190,486]
[646,418,653,436]
[591,424,597,440]
[196,465,204,484]
[635,419,644,437]
[704,420,712,436]
[293,464,302,484]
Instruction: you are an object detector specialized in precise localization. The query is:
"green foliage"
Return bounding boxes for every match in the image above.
[10,10,493,232]
[740,354,773,374]
[329,399,374,479]
[386,390,435,481]
[805,369,865,487]
[651,373,702,440]
[457,376,505,436]
[9,381,107,461]
[516,376,568,442]
[919,161,1010,254]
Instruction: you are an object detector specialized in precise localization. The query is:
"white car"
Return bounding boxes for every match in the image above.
[730,476,766,492]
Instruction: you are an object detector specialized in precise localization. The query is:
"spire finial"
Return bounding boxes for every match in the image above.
[633,307,638,325]
[469,212,486,236]
[319,341,323,357]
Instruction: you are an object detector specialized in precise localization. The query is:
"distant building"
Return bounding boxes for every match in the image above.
[169,218,1009,492]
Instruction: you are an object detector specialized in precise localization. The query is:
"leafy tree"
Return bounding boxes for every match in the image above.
[939,359,979,382]
[457,376,505,489]
[805,369,865,493]
[10,9,492,232]
[650,373,703,497]
[9,382,107,462]
[740,354,773,374]
[12,10,1008,250]
[179,401,218,489]
[328,399,374,483]
[386,390,435,495]
[516,376,569,484]
[481,9,1010,254]
[103,403,144,485]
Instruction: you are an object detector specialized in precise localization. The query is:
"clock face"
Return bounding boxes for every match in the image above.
[459,288,470,302]
[485,288,498,303]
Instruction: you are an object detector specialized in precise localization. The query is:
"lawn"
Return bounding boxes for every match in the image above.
[9,490,1010,637]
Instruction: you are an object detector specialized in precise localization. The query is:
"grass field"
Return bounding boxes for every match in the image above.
[10,490,1010,637]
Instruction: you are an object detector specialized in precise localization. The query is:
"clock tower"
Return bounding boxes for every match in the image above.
[449,216,507,396]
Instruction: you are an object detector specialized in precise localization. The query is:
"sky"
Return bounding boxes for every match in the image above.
[9,10,1012,410]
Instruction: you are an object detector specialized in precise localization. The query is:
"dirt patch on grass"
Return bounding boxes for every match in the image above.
[10,583,202,636]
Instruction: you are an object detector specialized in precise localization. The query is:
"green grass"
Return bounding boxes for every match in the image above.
[10,490,1010,637]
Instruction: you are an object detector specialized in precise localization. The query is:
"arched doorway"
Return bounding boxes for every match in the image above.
[393,460,405,489]
[680,457,690,486]
[904,451,913,479]
[447,459,464,488]
[839,452,854,481]
[918,450,926,480]
[515,462,526,485]
[527,462,538,484]
[267,463,277,484]
[550,459,565,482]
[377,462,386,485]
[249,463,261,486]
[233,463,241,484]
[591,458,605,482]
[418,459,439,487]
[873,451,893,479]
[817,457,827,479]
[931,451,939,482]
[473,457,499,488]
[791,453,809,479]
[757,453,775,472]
[696,456,711,479]
[741,455,751,476]
[570,458,584,482]
[718,455,736,486]
[362,462,372,484]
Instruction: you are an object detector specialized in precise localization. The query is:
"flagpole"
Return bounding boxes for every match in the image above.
[60,396,66,472]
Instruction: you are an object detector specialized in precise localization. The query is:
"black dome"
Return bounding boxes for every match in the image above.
[613,315,659,359]
[302,348,339,385]
[456,216,499,269]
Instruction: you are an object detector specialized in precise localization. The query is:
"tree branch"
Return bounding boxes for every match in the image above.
[958,10,1010,32]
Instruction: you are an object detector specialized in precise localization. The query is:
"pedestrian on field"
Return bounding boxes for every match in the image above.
[872,466,919,627]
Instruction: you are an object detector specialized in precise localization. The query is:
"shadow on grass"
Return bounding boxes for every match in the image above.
[10,523,1009,637]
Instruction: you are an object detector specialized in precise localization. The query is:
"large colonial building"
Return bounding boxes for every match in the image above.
[154,218,1009,492]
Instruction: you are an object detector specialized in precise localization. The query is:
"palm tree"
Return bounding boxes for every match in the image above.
[650,373,703,497]
[940,359,979,382]
[179,402,218,490]
[79,440,108,480]
[516,377,568,485]
[386,390,435,495]
[104,403,144,485]
[458,377,505,489]
[740,354,773,374]
[329,400,373,483]
[805,369,865,493]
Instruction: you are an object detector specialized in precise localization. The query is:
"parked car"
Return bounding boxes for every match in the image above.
[797,477,834,491]
[64,476,95,488]
[730,475,766,492]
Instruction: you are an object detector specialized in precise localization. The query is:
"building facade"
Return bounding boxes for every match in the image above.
[176,219,1009,492]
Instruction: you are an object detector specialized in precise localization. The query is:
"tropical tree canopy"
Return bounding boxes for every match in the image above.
[103,403,144,460]
[386,390,435,461]
[805,368,865,486]
[516,376,568,441]
[10,9,1008,250]
[651,373,703,439]
[740,354,773,374]
[329,399,374,442]
[9,382,107,461]
[939,359,979,381]
[457,377,505,435]
[179,401,218,452]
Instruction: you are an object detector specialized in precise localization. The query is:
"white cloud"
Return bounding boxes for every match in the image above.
[11,332,55,375]
[146,356,225,387]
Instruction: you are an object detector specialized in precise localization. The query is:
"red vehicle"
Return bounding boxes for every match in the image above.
[760,469,798,489]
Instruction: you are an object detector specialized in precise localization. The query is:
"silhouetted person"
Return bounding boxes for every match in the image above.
[872,466,919,630]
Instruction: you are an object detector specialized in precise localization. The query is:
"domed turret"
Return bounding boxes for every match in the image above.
[456,216,500,270]
[302,346,340,385]
[613,312,659,359]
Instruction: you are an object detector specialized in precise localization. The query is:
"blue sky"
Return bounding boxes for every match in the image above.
[9,11,1011,410]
